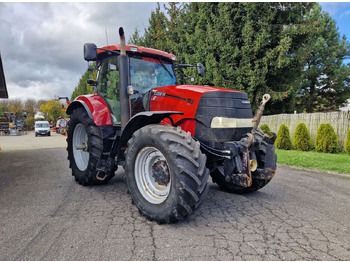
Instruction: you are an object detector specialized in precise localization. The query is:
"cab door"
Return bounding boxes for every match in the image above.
[96,55,121,125]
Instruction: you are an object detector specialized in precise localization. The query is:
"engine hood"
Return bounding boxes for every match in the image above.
[149,84,252,125]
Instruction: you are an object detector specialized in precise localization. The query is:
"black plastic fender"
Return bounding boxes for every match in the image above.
[66,100,93,119]
[117,111,183,159]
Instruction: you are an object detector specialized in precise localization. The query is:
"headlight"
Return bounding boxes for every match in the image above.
[210,117,253,128]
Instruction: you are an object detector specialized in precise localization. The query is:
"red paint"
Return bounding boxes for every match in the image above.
[75,84,244,134]
[75,95,113,126]
[150,84,243,134]
[177,119,197,136]
[97,44,177,61]
[142,57,161,64]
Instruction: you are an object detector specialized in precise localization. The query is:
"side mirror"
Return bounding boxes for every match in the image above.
[84,43,97,61]
[197,63,205,77]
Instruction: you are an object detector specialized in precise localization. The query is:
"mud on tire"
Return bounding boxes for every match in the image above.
[125,124,210,224]
[67,107,113,185]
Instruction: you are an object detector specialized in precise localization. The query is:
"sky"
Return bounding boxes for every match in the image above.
[0,2,350,102]
[0,2,158,101]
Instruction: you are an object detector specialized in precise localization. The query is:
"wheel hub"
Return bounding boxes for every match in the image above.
[152,159,170,186]
[76,142,88,152]
[72,123,89,171]
[134,147,171,204]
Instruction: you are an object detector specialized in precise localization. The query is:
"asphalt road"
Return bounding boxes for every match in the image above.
[0,131,349,260]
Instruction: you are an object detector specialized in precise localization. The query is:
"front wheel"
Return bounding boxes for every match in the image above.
[125,125,209,224]
[67,107,114,185]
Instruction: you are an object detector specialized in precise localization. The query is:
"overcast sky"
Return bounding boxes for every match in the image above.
[0,2,158,101]
[0,2,349,102]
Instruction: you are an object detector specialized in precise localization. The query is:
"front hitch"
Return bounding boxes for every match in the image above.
[223,94,276,188]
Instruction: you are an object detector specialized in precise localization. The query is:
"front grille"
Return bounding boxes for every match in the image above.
[195,91,253,127]
[194,91,253,142]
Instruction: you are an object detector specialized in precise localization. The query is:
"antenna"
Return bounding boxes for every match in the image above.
[105,28,109,46]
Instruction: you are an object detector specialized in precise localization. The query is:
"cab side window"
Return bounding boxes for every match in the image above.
[97,56,121,125]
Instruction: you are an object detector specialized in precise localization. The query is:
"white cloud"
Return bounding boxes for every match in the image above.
[0,2,157,101]
[319,2,350,16]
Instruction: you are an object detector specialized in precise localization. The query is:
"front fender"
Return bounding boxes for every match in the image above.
[118,111,184,150]
[66,95,113,126]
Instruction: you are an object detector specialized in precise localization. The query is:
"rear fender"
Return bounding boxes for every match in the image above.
[66,95,113,126]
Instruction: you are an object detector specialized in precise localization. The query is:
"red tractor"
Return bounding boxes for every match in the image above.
[66,28,277,223]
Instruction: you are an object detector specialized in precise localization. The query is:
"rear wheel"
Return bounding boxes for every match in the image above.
[125,124,209,224]
[67,107,114,185]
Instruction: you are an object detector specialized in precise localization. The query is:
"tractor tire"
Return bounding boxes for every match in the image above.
[125,124,210,224]
[67,107,114,185]
[211,130,274,194]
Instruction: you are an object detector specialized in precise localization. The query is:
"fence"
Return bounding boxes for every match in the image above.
[260,111,350,150]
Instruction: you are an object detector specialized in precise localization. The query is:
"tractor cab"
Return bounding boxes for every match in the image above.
[83,42,204,126]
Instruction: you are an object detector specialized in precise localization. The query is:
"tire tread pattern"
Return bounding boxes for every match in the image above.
[125,124,209,224]
[67,107,113,185]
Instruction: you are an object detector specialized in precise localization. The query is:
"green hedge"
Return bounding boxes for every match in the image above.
[275,124,292,150]
[260,124,272,136]
[292,123,312,151]
[315,123,338,153]
[345,129,350,154]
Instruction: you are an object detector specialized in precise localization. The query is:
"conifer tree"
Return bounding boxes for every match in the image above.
[260,124,272,136]
[315,123,338,153]
[345,128,350,154]
[293,123,312,151]
[295,5,350,112]
[275,124,292,150]
[71,63,96,101]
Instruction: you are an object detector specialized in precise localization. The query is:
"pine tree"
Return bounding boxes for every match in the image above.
[295,4,350,113]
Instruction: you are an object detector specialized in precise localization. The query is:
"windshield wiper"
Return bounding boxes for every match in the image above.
[158,57,174,79]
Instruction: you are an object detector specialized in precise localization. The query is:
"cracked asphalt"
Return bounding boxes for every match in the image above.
[0,132,349,260]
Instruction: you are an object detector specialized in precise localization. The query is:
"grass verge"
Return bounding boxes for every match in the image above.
[275,149,350,174]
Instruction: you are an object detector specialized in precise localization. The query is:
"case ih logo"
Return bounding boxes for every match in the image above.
[153,91,166,97]
[152,91,194,105]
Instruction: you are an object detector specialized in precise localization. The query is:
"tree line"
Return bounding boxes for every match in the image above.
[0,99,66,130]
[128,2,350,114]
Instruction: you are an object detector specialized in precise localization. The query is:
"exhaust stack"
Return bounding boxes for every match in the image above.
[119,27,126,56]
[118,27,130,129]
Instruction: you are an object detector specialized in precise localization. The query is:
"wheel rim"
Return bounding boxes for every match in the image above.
[135,147,171,204]
[73,123,89,171]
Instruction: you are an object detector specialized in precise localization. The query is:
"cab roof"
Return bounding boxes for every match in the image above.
[97,44,177,62]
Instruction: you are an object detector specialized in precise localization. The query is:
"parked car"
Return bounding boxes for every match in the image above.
[35,121,50,137]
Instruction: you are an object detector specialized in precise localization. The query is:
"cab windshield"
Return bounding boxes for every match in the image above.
[130,56,176,93]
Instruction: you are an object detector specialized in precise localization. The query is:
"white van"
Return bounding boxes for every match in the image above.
[35,121,51,137]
